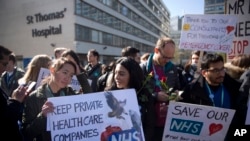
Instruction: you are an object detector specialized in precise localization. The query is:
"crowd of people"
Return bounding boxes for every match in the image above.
[0,36,249,141]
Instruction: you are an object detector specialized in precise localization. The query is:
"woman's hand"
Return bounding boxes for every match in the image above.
[41,101,55,117]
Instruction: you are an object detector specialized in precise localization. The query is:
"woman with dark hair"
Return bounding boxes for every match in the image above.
[61,49,92,93]
[105,57,155,141]
[22,57,78,141]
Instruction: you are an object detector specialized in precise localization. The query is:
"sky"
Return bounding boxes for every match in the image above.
[163,0,204,18]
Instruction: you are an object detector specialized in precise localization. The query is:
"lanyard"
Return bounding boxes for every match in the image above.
[153,65,162,91]
[205,82,224,107]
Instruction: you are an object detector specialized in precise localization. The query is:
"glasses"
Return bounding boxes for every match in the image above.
[158,49,174,60]
[206,68,226,74]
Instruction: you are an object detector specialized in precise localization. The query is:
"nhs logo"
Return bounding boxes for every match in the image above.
[170,118,203,135]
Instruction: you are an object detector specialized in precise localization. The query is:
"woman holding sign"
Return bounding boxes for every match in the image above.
[105,57,155,141]
[22,57,78,141]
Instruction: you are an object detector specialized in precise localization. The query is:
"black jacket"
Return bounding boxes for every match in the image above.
[0,88,24,141]
[180,73,243,140]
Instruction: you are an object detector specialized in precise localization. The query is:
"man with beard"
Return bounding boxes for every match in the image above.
[180,53,242,141]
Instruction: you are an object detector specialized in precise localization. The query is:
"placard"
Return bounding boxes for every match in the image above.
[163,101,235,141]
[47,89,145,141]
[179,14,237,53]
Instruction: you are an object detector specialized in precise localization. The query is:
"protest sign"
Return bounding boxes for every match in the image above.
[225,0,250,61]
[163,101,235,141]
[36,68,87,92]
[47,89,145,141]
[179,14,237,53]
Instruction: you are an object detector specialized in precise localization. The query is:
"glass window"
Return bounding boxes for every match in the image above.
[89,7,98,21]
[120,5,128,16]
[82,3,90,18]
[103,33,113,45]
[113,36,122,47]
[91,30,99,43]
[97,10,103,23]
[75,0,82,15]
[75,25,82,40]
[99,32,103,44]
[82,27,91,41]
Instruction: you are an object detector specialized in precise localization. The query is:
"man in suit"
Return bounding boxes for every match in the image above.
[1,53,25,96]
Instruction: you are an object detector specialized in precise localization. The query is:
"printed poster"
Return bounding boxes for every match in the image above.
[179,14,237,53]
[47,89,145,141]
[163,101,235,141]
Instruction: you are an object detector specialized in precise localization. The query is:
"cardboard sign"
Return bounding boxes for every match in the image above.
[179,14,237,53]
[225,0,250,61]
[163,101,235,141]
[47,89,145,141]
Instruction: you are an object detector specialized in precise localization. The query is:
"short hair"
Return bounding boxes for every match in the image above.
[155,37,175,49]
[0,45,12,60]
[121,46,140,57]
[88,49,100,60]
[201,53,224,70]
[9,53,16,64]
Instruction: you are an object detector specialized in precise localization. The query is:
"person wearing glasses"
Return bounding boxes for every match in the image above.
[180,53,242,141]
[140,36,180,141]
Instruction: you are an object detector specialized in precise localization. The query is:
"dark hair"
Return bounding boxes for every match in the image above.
[88,49,100,60]
[9,53,16,63]
[201,53,224,70]
[121,46,140,58]
[108,57,143,91]
[0,45,12,60]
[61,49,84,71]
[184,50,207,72]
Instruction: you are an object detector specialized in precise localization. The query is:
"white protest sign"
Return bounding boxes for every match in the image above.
[36,68,50,89]
[226,0,250,61]
[47,89,145,141]
[163,101,235,141]
[179,14,237,53]
[36,68,83,92]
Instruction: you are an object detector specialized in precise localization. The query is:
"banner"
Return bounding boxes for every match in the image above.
[179,14,237,53]
[47,89,145,141]
[163,101,235,141]
[225,0,250,61]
